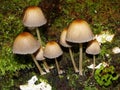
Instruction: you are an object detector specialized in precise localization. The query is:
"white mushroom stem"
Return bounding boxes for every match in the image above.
[36,27,42,45]
[79,43,83,75]
[55,58,62,75]
[69,47,79,73]
[36,27,51,72]
[92,55,96,75]
[42,60,50,73]
[31,54,46,75]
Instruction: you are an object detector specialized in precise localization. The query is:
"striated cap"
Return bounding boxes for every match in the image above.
[66,19,94,43]
[44,41,63,59]
[13,32,40,54]
[23,6,47,27]
[86,39,100,55]
[35,47,45,61]
[60,28,71,47]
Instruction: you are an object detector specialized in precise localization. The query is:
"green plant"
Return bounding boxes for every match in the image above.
[84,85,98,90]
[94,65,119,87]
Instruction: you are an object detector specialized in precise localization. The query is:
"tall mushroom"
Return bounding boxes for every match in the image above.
[66,19,94,75]
[43,41,63,75]
[22,6,50,69]
[23,6,47,45]
[35,47,50,73]
[60,28,78,72]
[13,32,46,75]
[86,39,100,75]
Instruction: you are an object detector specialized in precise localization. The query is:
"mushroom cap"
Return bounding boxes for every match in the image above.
[60,28,71,47]
[86,39,100,55]
[13,32,40,54]
[35,47,45,61]
[66,19,94,43]
[44,41,63,59]
[23,6,47,27]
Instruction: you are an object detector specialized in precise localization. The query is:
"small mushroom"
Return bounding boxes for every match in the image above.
[13,32,46,75]
[35,47,50,73]
[86,39,100,75]
[60,28,78,73]
[66,19,94,75]
[43,41,63,75]
[23,6,47,45]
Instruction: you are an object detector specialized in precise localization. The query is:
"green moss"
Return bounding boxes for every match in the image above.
[94,65,119,87]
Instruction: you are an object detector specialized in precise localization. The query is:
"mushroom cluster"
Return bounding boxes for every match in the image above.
[65,19,95,75]
[59,19,101,75]
[13,6,65,75]
[23,6,50,74]
[13,6,101,76]
[13,6,49,75]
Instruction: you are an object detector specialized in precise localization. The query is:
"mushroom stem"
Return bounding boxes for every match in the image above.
[79,43,83,75]
[31,54,46,75]
[42,60,50,73]
[55,58,61,75]
[36,28,51,72]
[36,27,42,45]
[92,55,96,75]
[69,47,79,73]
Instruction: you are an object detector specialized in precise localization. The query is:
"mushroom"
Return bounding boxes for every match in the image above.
[60,28,78,72]
[66,19,94,75]
[23,6,47,45]
[13,32,46,75]
[86,39,100,75]
[35,47,50,73]
[43,41,63,75]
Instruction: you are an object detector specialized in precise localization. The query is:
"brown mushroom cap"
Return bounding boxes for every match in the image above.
[60,28,71,47]
[23,6,47,27]
[13,32,40,54]
[35,47,45,61]
[44,41,63,59]
[86,39,100,55]
[66,19,94,43]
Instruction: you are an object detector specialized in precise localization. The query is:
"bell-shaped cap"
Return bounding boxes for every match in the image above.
[66,19,94,43]
[13,32,40,54]
[60,28,71,47]
[35,47,45,61]
[86,39,100,55]
[44,41,63,59]
[23,6,47,27]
